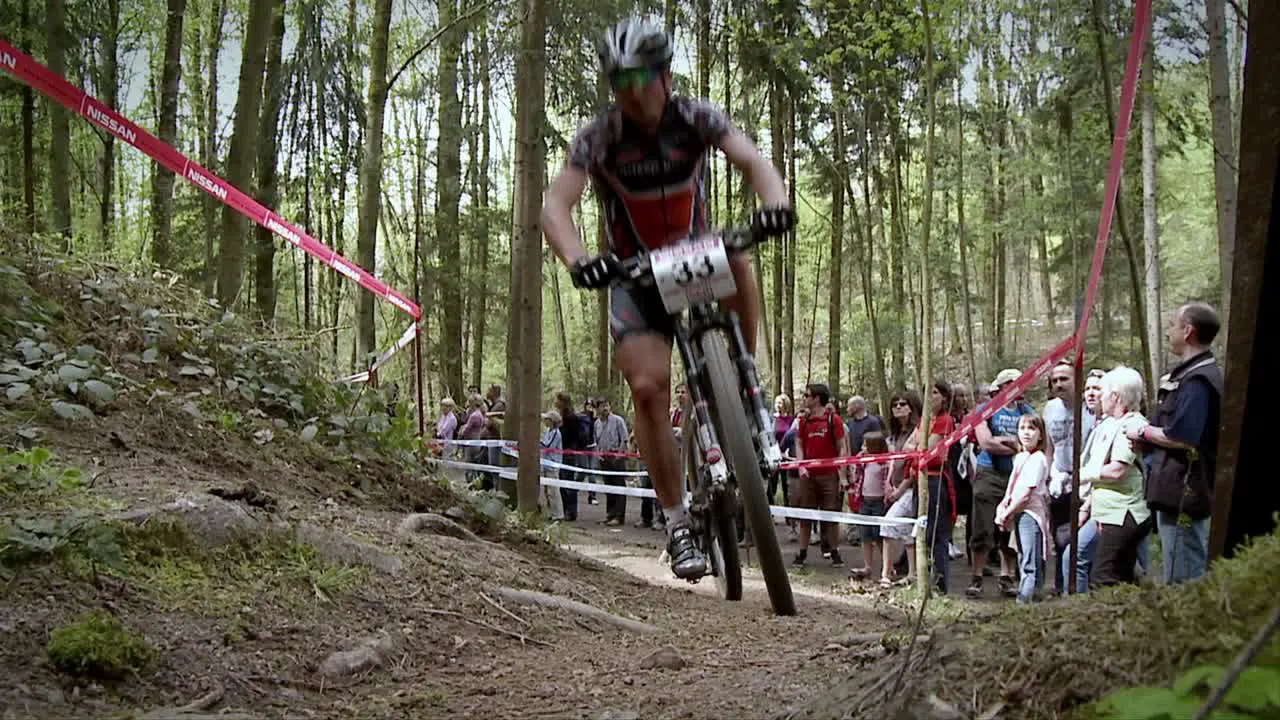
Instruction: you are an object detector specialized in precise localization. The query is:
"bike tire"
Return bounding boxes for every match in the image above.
[709,491,743,601]
[686,425,743,601]
[700,334,797,616]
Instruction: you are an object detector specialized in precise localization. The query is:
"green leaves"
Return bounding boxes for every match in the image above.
[1096,664,1280,720]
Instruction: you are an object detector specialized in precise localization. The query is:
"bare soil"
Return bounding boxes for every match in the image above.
[0,405,913,720]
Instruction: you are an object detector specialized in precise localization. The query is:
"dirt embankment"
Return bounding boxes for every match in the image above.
[1,408,901,719]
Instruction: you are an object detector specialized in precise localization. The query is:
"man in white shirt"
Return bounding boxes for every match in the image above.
[594,398,631,526]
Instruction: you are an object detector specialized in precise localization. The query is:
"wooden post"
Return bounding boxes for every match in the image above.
[1068,348,1083,593]
[414,327,425,438]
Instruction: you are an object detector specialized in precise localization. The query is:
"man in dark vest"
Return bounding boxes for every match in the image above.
[1126,301,1224,584]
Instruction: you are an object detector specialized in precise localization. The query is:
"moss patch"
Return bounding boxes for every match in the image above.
[46,610,154,680]
[120,518,366,614]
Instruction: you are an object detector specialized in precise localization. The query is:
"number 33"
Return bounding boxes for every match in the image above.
[673,255,715,286]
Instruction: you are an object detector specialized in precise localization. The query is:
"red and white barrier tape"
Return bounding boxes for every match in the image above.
[0,40,421,322]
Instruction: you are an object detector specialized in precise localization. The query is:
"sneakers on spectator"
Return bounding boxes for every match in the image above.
[998,575,1018,598]
[965,576,984,597]
[829,550,845,568]
[605,518,622,527]
[948,542,965,560]
[793,549,807,567]
[667,520,707,580]
[634,519,651,529]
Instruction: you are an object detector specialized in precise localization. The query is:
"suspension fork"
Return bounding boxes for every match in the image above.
[674,321,731,489]
[723,311,783,473]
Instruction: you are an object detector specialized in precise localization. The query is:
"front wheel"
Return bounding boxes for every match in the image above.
[701,334,796,616]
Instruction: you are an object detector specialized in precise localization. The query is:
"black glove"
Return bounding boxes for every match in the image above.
[570,255,613,289]
[752,205,795,236]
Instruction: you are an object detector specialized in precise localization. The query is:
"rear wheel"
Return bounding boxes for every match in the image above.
[701,334,796,616]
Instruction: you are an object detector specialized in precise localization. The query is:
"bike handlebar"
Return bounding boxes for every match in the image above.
[603,226,772,289]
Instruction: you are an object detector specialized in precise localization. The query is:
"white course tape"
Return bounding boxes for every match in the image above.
[434,459,920,530]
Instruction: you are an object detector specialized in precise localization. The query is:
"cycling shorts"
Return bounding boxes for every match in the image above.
[609,284,676,343]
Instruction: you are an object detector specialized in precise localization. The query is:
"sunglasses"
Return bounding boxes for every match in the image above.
[892,401,909,408]
[610,67,658,92]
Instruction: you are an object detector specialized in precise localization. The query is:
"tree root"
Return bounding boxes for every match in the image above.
[396,512,482,543]
[491,586,658,635]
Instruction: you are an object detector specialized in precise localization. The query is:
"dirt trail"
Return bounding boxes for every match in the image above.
[0,415,906,720]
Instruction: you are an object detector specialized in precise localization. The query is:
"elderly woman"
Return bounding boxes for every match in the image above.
[1079,366,1152,586]
[435,394,460,450]
[540,410,566,520]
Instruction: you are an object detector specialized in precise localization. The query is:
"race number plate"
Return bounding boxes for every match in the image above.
[650,236,737,315]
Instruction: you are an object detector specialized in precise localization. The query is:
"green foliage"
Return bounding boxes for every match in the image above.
[46,610,154,680]
[0,512,125,580]
[1095,664,1280,720]
[0,445,83,493]
[0,447,121,579]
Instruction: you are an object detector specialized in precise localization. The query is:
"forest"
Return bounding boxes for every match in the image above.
[0,0,1243,416]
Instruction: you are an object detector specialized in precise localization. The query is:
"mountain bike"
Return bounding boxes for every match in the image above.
[601,226,797,617]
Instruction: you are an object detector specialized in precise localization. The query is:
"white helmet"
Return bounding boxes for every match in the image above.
[596,17,673,75]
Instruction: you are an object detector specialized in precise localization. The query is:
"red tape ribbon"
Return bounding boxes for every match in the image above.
[0,40,421,321]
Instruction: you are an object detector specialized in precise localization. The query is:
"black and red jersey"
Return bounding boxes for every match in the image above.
[568,96,732,259]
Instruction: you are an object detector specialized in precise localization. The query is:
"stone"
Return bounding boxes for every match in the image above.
[639,646,687,671]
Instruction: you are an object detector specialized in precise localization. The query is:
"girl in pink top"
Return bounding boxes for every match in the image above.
[995,413,1052,604]
[849,432,891,584]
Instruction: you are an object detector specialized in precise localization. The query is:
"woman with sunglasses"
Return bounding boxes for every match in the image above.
[541,17,794,581]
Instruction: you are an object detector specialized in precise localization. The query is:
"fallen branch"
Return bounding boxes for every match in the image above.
[491,586,658,635]
[421,607,553,647]
[138,684,253,719]
[480,590,530,627]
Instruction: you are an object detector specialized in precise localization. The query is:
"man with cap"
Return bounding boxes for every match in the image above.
[966,368,1035,597]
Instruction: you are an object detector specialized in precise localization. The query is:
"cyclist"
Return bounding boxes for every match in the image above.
[541,17,794,580]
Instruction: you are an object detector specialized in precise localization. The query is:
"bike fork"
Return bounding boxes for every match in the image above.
[674,331,731,489]
[723,313,783,473]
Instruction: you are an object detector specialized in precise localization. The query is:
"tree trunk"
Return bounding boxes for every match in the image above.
[203,0,227,297]
[20,0,36,233]
[664,0,676,37]
[512,0,546,512]
[436,0,466,397]
[215,0,274,308]
[784,101,797,399]
[472,14,492,391]
[1141,19,1163,392]
[857,126,890,414]
[888,123,906,388]
[353,0,394,359]
[252,0,288,325]
[768,75,785,393]
[828,92,845,397]
[150,0,186,267]
[916,0,937,593]
[98,0,120,251]
[956,75,978,391]
[1091,0,1153,379]
[46,0,72,247]
[1206,0,1237,334]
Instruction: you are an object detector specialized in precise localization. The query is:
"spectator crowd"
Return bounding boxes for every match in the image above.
[429,301,1225,600]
